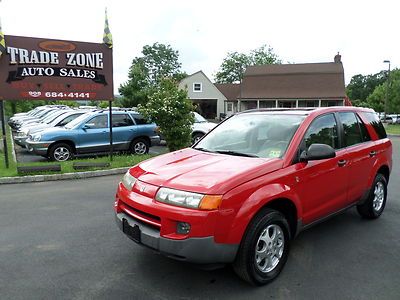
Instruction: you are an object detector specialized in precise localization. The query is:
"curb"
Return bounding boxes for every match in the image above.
[0,167,129,185]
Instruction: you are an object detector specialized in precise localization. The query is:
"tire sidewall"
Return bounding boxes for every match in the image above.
[245,211,290,285]
[49,143,73,162]
[130,138,149,155]
[370,174,387,217]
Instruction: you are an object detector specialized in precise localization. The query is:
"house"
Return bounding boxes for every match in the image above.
[178,71,227,120]
[238,56,346,110]
[180,54,347,119]
[214,83,241,117]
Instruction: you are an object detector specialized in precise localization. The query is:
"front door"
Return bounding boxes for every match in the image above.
[294,113,349,224]
[78,115,109,153]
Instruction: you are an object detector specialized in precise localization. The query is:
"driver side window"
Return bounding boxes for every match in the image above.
[304,114,339,149]
[86,115,108,129]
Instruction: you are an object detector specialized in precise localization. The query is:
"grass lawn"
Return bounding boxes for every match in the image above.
[386,124,400,135]
[1,124,157,177]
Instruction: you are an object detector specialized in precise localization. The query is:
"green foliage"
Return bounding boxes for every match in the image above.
[138,78,194,151]
[119,43,185,108]
[367,69,400,113]
[346,71,386,102]
[215,44,282,83]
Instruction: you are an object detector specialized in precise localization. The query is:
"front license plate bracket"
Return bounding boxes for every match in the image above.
[122,219,141,243]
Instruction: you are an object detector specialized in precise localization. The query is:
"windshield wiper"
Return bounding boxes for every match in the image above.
[215,150,259,158]
[193,147,215,153]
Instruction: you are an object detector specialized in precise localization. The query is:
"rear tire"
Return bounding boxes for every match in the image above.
[233,209,290,285]
[357,173,387,219]
[130,138,149,155]
[49,143,74,162]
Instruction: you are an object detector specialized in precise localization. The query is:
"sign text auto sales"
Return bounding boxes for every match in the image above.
[7,47,104,82]
[0,35,113,101]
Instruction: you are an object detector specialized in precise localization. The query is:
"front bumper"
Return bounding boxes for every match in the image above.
[115,212,238,264]
[25,140,54,156]
[13,136,28,147]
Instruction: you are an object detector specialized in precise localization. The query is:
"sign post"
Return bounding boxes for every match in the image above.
[0,100,9,168]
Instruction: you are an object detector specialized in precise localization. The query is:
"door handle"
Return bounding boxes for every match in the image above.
[338,159,347,167]
[369,151,376,157]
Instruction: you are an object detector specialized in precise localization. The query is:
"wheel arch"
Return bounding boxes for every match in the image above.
[47,140,76,157]
[219,184,302,244]
[130,136,151,148]
[377,164,390,183]
[192,130,206,137]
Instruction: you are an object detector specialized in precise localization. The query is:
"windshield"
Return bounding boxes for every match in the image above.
[194,112,207,123]
[194,113,305,159]
[64,112,91,129]
[42,110,68,124]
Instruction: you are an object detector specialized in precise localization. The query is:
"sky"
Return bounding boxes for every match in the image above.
[1,0,399,94]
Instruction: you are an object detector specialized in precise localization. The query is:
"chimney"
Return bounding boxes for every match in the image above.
[334,52,342,63]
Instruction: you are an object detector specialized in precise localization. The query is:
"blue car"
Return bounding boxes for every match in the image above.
[25,110,160,161]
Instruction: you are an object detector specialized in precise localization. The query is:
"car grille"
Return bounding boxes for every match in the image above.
[120,202,161,230]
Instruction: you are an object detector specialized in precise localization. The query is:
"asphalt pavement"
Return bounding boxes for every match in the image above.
[0,137,399,299]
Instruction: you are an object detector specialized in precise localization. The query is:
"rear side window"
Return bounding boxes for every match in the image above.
[304,114,339,149]
[131,114,149,125]
[338,112,363,147]
[112,114,134,127]
[356,114,371,142]
[361,112,387,139]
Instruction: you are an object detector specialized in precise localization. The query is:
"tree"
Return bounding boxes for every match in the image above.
[138,78,194,152]
[119,43,185,107]
[215,45,282,83]
[367,69,400,113]
[346,71,386,105]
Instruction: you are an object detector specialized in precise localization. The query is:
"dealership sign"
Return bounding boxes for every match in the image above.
[0,35,113,101]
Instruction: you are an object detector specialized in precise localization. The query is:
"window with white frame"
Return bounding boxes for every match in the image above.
[193,83,202,92]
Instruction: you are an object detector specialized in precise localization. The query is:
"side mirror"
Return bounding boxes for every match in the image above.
[82,124,94,130]
[300,143,336,162]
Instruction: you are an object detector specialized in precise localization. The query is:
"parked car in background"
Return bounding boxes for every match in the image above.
[115,107,392,285]
[25,110,160,161]
[14,109,90,147]
[8,105,68,129]
[11,107,70,130]
[191,112,217,143]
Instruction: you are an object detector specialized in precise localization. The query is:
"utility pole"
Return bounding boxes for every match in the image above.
[383,60,391,122]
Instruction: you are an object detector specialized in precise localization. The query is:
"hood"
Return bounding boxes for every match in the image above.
[38,126,70,137]
[135,148,283,194]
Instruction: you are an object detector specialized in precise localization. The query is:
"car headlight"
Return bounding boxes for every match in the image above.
[122,171,137,190]
[155,187,222,210]
[31,134,41,142]
[16,131,26,137]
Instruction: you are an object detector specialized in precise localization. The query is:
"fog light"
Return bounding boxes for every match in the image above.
[176,222,191,234]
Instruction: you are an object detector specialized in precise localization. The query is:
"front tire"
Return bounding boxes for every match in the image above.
[130,138,149,155]
[233,209,290,285]
[49,143,74,162]
[357,173,387,219]
[192,133,204,144]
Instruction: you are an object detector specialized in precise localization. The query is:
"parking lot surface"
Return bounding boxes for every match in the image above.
[0,137,399,299]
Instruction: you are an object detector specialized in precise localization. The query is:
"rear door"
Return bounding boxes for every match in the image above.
[111,114,136,150]
[337,112,376,203]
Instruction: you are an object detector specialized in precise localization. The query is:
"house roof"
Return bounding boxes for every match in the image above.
[214,83,240,101]
[241,62,345,99]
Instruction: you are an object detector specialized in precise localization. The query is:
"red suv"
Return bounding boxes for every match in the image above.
[115,107,392,285]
